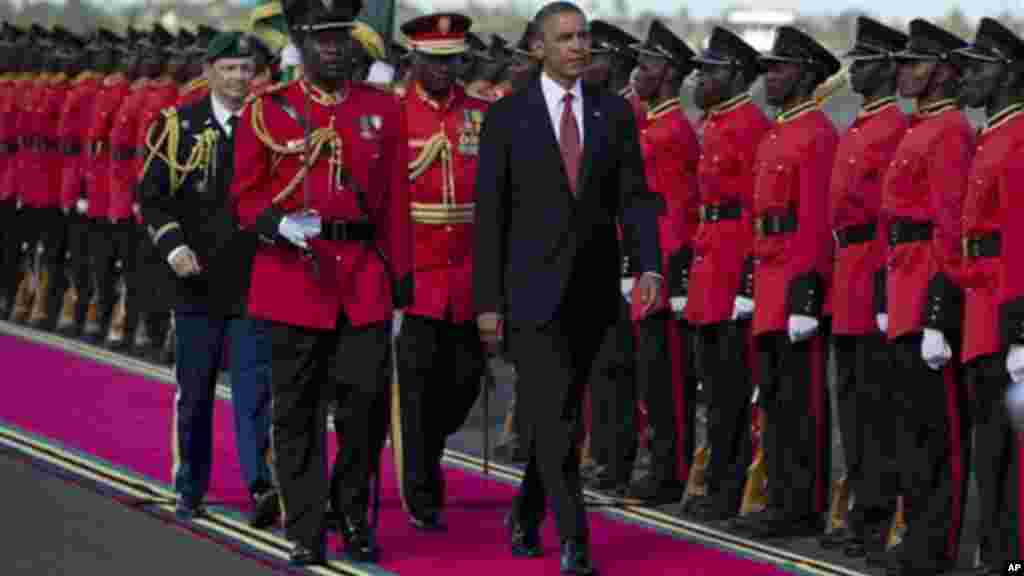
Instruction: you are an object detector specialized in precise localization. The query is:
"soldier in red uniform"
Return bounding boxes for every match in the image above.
[732,26,839,539]
[101,26,171,352]
[600,20,695,505]
[956,19,1024,576]
[23,27,73,330]
[50,29,103,337]
[83,31,134,342]
[391,12,488,531]
[685,26,771,522]
[819,17,910,558]
[0,23,26,317]
[880,19,974,575]
[231,0,411,564]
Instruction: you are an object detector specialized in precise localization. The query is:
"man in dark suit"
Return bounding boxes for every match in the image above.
[138,31,278,528]
[474,3,662,574]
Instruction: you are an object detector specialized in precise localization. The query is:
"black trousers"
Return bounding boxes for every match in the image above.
[699,319,753,516]
[833,333,899,534]
[91,220,140,338]
[0,199,26,310]
[507,289,611,542]
[394,313,483,514]
[271,314,391,551]
[756,324,831,520]
[40,210,92,330]
[889,332,969,570]
[588,298,634,482]
[969,352,1021,569]
[635,311,683,485]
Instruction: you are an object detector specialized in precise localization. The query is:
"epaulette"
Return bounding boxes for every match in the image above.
[130,77,149,90]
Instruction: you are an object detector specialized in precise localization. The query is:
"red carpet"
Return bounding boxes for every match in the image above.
[0,332,799,575]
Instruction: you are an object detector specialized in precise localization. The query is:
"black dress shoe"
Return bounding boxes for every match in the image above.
[691,505,736,523]
[248,489,280,529]
[743,511,820,539]
[843,540,867,557]
[818,526,857,550]
[174,497,205,521]
[409,509,447,532]
[57,324,82,339]
[560,539,597,575]
[338,516,380,563]
[679,495,712,517]
[494,437,527,463]
[586,475,627,497]
[288,544,324,566]
[506,513,542,558]
[625,478,684,506]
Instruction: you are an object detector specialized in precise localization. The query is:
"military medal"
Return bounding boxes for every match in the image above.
[457,109,480,155]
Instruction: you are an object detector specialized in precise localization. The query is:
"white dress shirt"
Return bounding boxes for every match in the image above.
[540,71,584,146]
[210,92,239,136]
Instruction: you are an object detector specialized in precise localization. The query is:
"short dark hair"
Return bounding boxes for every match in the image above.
[533,2,585,39]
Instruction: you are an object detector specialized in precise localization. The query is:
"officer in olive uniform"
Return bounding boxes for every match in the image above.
[139,31,277,527]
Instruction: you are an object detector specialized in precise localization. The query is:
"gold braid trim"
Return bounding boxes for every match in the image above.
[408,132,448,181]
[72,71,100,85]
[142,108,220,192]
[249,95,345,205]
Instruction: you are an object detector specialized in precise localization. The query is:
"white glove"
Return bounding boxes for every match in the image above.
[876,313,888,334]
[1006,379,1024,430]
[670,296,687,317]
[278,211,321,249]
[392,310,404,339]
[75,198,88,215]
[1006,344,1024,384]
[732,296,754,320]
[280,42,303,68]
[620,277,635,303]
[787,314,819,343]
[921,328,952,371]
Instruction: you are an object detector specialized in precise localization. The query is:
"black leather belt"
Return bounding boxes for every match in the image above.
[62,143,82,156]
[888,218,933,246]
[834,222,876,248]
[754,212,797,236]
[963,232,1001,259]
[699,201,741,223]
[112,147,141,161]
[0,142,16,154]
[43,139,58,152]
[320,219,375,242]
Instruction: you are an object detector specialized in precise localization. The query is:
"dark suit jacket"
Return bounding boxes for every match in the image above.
[473,75,661,327]
[139,95,257,316]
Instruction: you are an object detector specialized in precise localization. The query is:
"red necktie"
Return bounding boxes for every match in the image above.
[559,92,581,196]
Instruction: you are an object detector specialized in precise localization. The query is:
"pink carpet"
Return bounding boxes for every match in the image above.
[0,332,797,575]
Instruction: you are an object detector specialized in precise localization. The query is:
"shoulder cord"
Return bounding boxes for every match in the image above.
[249,95,344,206]
[141,109,219,192]
[408,131,457,205]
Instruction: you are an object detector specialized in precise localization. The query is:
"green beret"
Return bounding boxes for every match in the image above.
[205,31,258,62]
